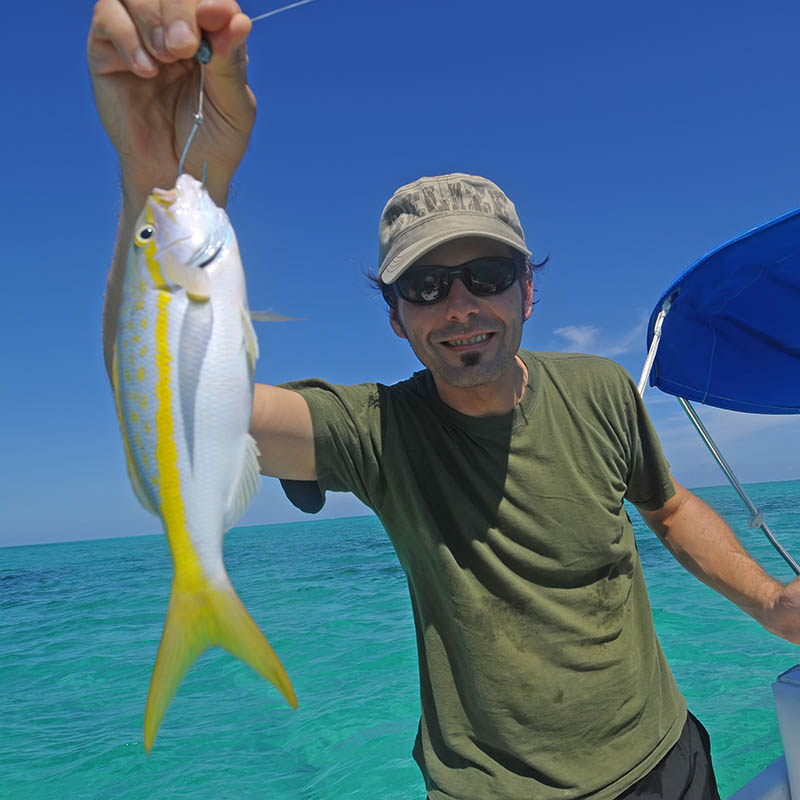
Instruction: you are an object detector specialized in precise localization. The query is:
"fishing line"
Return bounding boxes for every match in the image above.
[251,0,316,23]
[177,0,317,178]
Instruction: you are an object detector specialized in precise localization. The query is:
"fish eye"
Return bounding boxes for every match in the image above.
[134,225,155,247]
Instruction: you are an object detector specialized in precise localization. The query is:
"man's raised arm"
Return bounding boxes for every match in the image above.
[638,477,800,644]
[88,0,256,374]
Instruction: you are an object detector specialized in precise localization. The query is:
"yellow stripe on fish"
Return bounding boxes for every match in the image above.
[152,290,202,583]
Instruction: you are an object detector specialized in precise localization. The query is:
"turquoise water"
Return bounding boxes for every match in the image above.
[2,480,799,798]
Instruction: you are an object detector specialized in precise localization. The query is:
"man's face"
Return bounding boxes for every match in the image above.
[389,237,533,391]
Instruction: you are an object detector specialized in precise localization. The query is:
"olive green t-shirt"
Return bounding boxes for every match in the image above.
[283,351,686,800]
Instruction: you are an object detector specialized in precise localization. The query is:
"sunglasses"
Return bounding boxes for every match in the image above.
[392,256,522,305]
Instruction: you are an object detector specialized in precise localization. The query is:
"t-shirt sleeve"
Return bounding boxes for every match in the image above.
[620,372,675,511]
[279,377,385,512]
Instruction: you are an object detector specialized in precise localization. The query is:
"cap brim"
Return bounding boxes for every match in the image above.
[379,219,531,284]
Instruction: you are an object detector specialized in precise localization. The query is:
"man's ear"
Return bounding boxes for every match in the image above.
[389,307,408,339]
[522,275,534,322]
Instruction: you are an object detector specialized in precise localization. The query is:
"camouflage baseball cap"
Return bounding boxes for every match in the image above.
[378,173,531,284]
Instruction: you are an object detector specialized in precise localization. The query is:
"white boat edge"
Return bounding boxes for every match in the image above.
[724,664,800,797]
[728,756,789,800]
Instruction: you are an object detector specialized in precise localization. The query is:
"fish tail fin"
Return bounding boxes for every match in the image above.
[143,576,297,753]
[213,581,298,709]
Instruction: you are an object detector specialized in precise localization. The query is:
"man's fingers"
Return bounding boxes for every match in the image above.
[89,0,158,77]
[118,0,169,62]
[197,0,251,76]
[196,0,245,33]
[201,11,254,129]
[120,0,199,61]
[206,11,251,74]
[159,0,204,58]
[117,0,242,64]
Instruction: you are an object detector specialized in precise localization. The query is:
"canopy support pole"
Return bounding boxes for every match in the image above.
[637,297,672,396]
[678,397,800,575]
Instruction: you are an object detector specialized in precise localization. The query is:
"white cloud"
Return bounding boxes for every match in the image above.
[553,324,600,351]
[552,311,649,357]
[602,315,648,357]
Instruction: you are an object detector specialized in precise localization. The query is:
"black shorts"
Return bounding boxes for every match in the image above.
[617,711,721,800]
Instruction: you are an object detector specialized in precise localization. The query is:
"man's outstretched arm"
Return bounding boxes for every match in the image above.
[638,477,800,644]
[250,384,317,481]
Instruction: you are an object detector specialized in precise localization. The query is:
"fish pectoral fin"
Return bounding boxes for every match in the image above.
[144,575,297,753]
[249,309,305,322]
[224,434,261,532]
[178,299,213,472]
[240,304,260,375]
[162,251,211,300]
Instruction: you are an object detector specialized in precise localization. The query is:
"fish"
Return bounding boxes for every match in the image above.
[111,173,297,753]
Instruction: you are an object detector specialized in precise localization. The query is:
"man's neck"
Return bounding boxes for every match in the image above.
[433,355,528,417]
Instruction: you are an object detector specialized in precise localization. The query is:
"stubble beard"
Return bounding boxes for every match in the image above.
[407,319,522,390]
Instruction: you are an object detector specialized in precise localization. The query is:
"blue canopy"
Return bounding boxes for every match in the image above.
[646,207,800,414]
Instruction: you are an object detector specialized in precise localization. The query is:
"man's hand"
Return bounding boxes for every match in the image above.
[761,577,800,645]
[87,0,256,208]
[639,477,798,643]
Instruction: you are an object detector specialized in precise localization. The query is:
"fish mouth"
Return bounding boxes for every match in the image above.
[151,188,178,206]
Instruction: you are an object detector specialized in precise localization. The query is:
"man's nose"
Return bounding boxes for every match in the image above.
[443,278,480,320]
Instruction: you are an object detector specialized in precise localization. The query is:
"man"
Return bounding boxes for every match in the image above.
[89,2,800,798]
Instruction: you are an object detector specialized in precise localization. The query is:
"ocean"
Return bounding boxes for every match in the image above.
[2,480,800,799]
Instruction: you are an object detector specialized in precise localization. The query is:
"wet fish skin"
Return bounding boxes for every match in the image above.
[111,174,297,753]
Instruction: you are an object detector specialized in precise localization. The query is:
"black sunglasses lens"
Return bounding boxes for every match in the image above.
[394,257,519,304]
[396,269,447,303]
[466,259,517,294]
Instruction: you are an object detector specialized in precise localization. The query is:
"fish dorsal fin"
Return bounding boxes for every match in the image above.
[224,434,261,532]
[112,345,158,517]
[240,304,259,375]
[250,310,303,322]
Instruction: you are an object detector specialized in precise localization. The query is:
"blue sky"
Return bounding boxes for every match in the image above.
[3,0,800,547]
